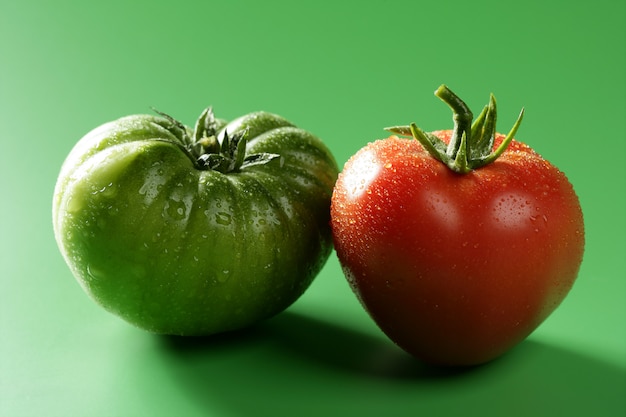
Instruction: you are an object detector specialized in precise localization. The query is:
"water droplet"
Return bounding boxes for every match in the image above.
[165,198,187,220]
[215,212,232,225]
[492,193,533,229]
[218,270,230,283]
[65,196,81,213]
[86,264,105,280]
[90,182,116,198]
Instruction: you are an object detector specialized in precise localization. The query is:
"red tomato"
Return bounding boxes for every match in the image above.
[331,86,585,366]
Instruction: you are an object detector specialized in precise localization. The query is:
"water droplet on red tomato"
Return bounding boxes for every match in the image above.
[491,192,534,229]
[344,150,381,200]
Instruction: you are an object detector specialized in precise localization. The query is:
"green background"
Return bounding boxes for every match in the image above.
[1,0,625,416]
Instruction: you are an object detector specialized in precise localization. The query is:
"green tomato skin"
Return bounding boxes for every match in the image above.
[53,111,338,335]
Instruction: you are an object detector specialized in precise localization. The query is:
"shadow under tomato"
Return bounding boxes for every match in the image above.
[159,311,626,417]
[161,311,468,380]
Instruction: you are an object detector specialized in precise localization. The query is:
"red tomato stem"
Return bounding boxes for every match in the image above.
[386,85,525,174]
[435,84,473,162]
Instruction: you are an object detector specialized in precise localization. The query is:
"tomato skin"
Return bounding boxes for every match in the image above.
[331,131,584,366]
[53,110,338,335]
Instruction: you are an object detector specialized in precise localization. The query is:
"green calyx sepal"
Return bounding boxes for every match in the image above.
[153,107,280,173]
[386,85,525,174]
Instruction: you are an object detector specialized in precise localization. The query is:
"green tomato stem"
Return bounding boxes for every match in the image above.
[153,107,280,174]
[385,85,525,174]
[435,85,473,163]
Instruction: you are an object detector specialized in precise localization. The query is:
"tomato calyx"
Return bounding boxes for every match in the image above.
[386,85,525,174]
[153,107,280,173]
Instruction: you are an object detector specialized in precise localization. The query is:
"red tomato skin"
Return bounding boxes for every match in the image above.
[331,131,585,366]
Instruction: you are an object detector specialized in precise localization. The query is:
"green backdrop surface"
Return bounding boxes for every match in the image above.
[1,1,625,416]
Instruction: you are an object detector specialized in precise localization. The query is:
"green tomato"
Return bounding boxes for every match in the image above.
[53,107,338,335]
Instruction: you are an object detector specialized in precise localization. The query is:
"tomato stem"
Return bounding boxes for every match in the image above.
[152,107,281,173]
[193,106,221,154]
[435,85,473,163]
[385,85,524,173]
